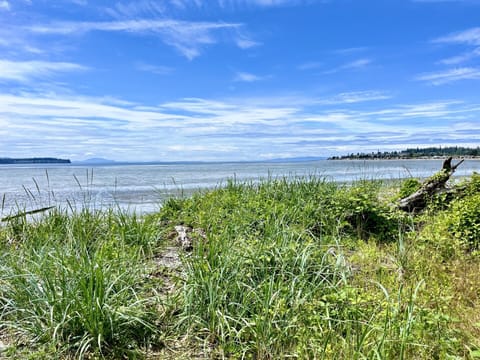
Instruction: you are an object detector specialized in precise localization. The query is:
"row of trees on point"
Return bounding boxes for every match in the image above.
[329,146,480,160]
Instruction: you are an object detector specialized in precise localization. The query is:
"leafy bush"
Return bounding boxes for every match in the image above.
[335,182,401,242]
[398,178,422,199]
[463,172,480,196]
[446,193,480,251]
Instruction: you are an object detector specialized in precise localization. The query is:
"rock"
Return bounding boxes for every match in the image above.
[0,340,8,353]
[174,225,194,251]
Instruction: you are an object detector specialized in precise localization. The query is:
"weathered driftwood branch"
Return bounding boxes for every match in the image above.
[1,206,55,222]
[397,157,464,213]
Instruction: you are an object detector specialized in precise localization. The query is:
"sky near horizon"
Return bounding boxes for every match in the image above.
[1,0,479,162]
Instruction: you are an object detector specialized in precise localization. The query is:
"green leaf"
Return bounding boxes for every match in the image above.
[470,350,480,358]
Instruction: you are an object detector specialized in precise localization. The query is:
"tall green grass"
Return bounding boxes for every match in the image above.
[1,174,479,359]
[156,176,478,359]
[0,208,164,358]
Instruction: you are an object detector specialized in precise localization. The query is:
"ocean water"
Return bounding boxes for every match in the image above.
[1,159,479,217]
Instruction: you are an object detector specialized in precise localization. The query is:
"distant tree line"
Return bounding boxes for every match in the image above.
[329,146,480,160]
[0,157,71,164]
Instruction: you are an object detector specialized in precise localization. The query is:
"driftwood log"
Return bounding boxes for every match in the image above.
[397,157,464,213]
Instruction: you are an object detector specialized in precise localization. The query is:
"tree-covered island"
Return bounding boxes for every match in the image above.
[329,146,480,160]
[0,157,71,164]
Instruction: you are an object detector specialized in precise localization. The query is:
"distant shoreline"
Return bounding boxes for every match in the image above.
[328,146,480,160]
[328,156,480,160]
[0,157,71,164]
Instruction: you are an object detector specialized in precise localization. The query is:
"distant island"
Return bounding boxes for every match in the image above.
[0,157,71,164]
[329,146,480,160]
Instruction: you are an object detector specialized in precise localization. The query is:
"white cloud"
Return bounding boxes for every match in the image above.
[0,94,181,128]
[416,67,480,85]
[28,19,240,36]
[1,90,479,161]
[342,58,372,69]
[233,71,264,82]
[167,144,236,152]
[218,0,307,7]
[170,0,187,9]
[318,91,391,105]
[235,37,260,49]
[107,0,315,16]
[0,59,87,82]
[28,19,242,59]
[432,27,480,68]
[106,1,166,19]
[434,27,480,46]
[438,47,480,65]
[324,58,372,74]
[0,1,10,11]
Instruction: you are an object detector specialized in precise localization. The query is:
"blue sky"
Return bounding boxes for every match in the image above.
[1,0,479,161]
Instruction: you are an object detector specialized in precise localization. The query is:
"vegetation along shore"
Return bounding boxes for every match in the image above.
[0,157,71,164]
[0,162,480,359]
[329,146,480,160]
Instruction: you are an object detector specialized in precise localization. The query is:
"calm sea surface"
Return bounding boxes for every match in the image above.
[1,159,479,217]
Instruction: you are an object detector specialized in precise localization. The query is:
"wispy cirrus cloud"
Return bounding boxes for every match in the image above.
[438,47,480,65]
[105,1,166,18]
[103,1,262,56]
[416,67,480,85]
[233,71,265,82]
[421,28,480,82]
[28,19,241,36]
[0,59,87,82]
[433,27,480,66]
[434,27,480,46]
[2,89,479,161]
[28,19,243,59]
[235,37,260,49]
[317,91,391,105]
[106,0,317,17]
[340,58,372,70]
[217,0,318,8]
[324,58,372,74]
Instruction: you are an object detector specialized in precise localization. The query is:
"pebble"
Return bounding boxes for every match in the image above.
[0,340,7,353]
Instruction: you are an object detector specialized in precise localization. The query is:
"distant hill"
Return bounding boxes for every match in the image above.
[0,157,71,164]
[73,158,116,165]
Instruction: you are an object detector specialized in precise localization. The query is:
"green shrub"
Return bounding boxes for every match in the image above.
[335,182,400,242]
[463,172,480,196]
[446,193,480,251]
[398,178,422,199]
